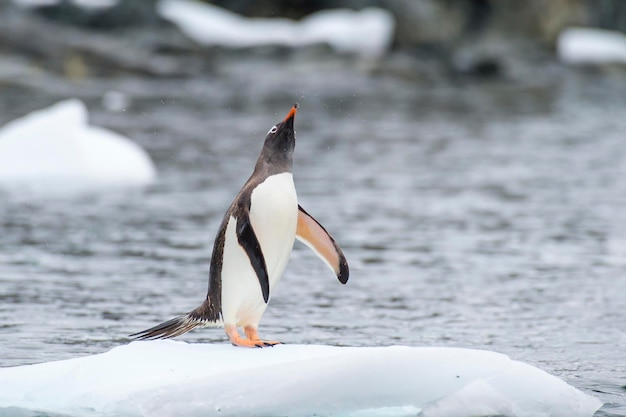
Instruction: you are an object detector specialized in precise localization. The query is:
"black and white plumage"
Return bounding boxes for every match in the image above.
[131,104,348,347]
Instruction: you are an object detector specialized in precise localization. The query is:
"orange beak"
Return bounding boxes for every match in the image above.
[283,103,299,123]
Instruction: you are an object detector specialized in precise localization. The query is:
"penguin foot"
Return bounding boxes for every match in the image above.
[244,325,282,347]
[229,336,281,348]
[224,324,282,348]
[230,338,267,348]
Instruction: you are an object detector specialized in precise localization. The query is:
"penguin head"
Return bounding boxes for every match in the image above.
[256,103,298,173]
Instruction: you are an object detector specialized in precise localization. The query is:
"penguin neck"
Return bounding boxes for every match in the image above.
[253,141,294,177]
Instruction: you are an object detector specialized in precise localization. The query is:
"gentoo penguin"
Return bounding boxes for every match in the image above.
[131,104,348,347]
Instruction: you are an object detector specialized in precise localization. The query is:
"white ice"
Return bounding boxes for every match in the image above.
[156,0,395,59]
[557,27,626,65]
[0,99,156,193]
[0,341,602,417]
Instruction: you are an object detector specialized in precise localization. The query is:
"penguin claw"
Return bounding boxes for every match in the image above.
[251,337,282,347]
[229,336,281,348]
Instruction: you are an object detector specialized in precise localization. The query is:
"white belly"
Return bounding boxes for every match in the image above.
[220,172,297,327]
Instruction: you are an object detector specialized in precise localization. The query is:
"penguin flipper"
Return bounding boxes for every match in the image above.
[296,205,349,284]
[236,213,270,303]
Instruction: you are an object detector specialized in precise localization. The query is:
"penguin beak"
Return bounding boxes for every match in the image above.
[283,103,298,127]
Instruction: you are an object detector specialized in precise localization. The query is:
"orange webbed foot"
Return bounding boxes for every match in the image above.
[225,324,282,348]
[244,325,282,347]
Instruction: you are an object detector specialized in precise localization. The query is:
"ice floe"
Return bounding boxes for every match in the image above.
[0,99,156,193]
[0,341,602,417]
[558,27,626,65]
[156,0,395,59]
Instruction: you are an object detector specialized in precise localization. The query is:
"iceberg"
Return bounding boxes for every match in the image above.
[0,99,156,193]
[0,341,602,417]
[156,0,395,59]
[557,27,626,65]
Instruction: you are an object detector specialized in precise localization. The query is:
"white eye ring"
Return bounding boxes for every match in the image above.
[268,126,278,134]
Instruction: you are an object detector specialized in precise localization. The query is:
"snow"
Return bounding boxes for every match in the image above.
[0,99,156,193]
[557,27,626,65]
[156,0,395,59]
[0,341,602,417]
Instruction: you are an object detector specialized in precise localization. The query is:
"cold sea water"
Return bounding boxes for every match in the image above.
[0,57,625,415]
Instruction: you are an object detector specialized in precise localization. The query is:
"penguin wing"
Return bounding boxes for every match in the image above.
[296,205,349,284]
[236,212,270,303]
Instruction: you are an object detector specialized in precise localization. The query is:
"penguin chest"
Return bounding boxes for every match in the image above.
[221,172,297,325]
[249,172,298,281]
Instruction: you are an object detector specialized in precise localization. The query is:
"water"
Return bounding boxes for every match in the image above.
[0,57,625,415]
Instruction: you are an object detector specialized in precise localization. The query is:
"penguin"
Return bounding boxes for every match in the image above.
[131,104,349,347]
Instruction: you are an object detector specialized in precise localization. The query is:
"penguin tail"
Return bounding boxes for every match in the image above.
[130,300,222,340]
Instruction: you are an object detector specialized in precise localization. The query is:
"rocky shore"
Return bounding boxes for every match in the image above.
[1,0,624,85]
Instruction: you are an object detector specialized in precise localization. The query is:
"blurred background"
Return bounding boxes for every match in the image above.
[0,0,625,415]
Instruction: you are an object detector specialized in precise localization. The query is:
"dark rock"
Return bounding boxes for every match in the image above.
[28,0,161,29]
[0,9,206,78]
[208,0,380,19]
[586,0,626,32]
[2,0,624,87]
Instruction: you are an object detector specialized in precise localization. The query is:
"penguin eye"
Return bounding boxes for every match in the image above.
[268,126,278,134]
